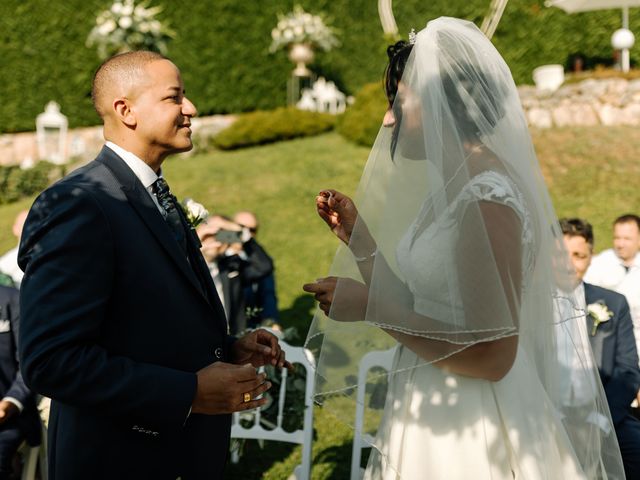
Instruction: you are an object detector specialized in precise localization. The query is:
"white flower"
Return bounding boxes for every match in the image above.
[99,19,117,35]
[118,16,133,29]
[183,199,209,228]
[111,2,123,14]
[121,0,134,16]
[588,302,613,336]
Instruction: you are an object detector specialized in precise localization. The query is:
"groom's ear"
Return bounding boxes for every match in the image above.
[113,98,137,127]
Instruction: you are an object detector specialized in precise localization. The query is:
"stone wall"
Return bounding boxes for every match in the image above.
[520,78,640,129]
[0,114,235,167]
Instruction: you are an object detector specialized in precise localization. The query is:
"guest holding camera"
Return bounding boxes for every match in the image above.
[197,215,273,336]
[233,211,281,330]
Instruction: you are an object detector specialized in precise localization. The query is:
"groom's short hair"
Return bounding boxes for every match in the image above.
[91,50,167,118]
[559,218,594,247]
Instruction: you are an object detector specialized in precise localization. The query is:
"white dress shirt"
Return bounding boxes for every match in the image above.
[584,248,640,363]
[105,142,163,214]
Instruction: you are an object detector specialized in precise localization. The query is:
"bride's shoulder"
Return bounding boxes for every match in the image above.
[460,170,521,206]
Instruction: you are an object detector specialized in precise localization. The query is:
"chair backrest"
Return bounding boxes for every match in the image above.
[350,346,397,480]
[231,338,316,480]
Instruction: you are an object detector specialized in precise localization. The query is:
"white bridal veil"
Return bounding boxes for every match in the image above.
[306,17,624,478]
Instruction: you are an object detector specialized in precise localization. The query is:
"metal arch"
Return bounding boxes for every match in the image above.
[481,0,510,39]
[378,0,399,37]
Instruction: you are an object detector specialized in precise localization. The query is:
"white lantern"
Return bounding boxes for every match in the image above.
[36,101,68,164]
[612,28,635,50]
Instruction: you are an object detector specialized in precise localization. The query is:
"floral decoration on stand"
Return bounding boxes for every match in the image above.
[86,0,174,59]
[180,198,209,229]
[588,301,614,336]
[269,5,339,53]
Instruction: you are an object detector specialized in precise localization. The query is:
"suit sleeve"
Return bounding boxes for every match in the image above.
[4,288,34,407]
[605,296,640,426]
[18,183,196,432]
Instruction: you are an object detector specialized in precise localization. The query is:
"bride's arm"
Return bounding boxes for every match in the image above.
[307,201,523,382]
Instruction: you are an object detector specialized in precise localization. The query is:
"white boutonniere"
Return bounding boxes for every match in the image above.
[180,198,209,229]
[588,302,614,336]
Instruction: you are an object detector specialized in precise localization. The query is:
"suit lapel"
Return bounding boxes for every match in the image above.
[584,283,604,365]
[95,147,226,329]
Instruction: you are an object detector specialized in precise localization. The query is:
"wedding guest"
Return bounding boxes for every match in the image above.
[561,217,640,478]
[585,214,640,362]
[18,51,288,480]
[233,211,281,330]
[197,215,273,335]
[0,211,28,287]
[0,285,40,480]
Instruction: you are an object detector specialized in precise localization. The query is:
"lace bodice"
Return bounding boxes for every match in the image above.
[396,171,534,321]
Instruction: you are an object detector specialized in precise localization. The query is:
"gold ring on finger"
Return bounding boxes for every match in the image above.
[243,392,251,403]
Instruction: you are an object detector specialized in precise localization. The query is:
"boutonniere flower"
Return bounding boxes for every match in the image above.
[588,302,614,336]
[180,198,209,229]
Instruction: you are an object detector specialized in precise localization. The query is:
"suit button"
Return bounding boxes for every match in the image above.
[214,347,223,359]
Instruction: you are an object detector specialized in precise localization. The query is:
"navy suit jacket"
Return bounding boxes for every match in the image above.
[0,285,40,446]
[584,282,640,426]
[18,147,233,479]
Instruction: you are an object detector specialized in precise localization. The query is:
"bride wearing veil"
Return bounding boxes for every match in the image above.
[303,17,625,479]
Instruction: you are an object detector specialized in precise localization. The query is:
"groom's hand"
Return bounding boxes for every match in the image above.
[191,362,271,414]
[231,329,293,372]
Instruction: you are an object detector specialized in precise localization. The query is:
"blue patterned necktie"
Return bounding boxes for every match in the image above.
[152,177,187,255]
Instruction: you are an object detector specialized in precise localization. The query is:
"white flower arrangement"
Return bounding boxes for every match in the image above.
[587,301,614,336]
[86,0,174,59]
[269,5,339,53]
[181,198,209,229]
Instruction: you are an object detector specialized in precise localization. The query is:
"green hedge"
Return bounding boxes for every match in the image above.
[0,161,62,205]
[337,82,388,147]
[3,1,638,133]
[211,108,336,150]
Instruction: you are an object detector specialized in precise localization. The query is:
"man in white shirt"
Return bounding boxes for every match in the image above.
[585,214,640,362]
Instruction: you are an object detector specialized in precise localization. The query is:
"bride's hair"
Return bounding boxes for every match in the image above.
[384,33,508,151]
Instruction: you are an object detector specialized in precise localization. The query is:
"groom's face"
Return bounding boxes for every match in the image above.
[131,59,197,155]
[563,234,592,282]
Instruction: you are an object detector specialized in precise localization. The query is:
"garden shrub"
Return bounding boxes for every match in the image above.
[336,82,388,147]
[211,108,336,150]
[0,161,62,205]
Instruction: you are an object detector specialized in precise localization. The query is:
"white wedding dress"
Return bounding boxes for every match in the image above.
[364,172,587,479]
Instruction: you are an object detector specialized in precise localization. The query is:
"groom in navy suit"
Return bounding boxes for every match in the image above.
[561,218,640,478]
[18,51,288,480]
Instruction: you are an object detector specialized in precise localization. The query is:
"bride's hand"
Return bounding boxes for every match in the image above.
[303,276,368,321]
[316,190,358,245]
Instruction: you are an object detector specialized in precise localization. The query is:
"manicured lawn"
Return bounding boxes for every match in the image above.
[1,128,639,479]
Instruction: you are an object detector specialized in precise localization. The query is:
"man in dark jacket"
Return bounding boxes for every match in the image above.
[561,217,640,478]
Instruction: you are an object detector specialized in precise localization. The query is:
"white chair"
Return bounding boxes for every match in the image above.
[19,427,47,480]
[230,339,316,480]
[350,346,397,480]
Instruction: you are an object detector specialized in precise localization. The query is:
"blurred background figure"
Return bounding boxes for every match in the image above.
[197,214,273,335]
[561,217,640,479]
[0,285,40,480]
[233,211,281,331]
[585,214,640,364]
[0,212,28,288]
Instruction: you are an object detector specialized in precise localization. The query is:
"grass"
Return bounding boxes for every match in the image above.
[2,128,639,479]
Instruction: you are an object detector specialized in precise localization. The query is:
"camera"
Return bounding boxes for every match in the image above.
[215,229,242,244]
